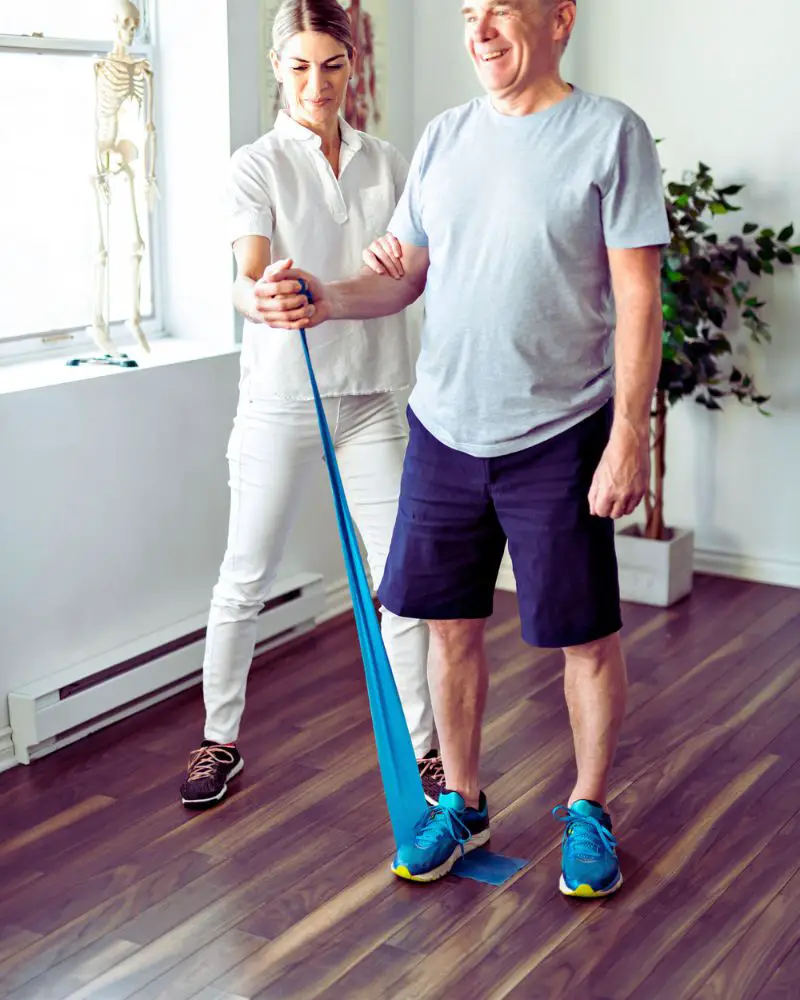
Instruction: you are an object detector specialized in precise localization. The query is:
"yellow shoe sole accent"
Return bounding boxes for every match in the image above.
[391,829,491,883]
[559,872,623,898]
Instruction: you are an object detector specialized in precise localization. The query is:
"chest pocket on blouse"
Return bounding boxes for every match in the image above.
[358,184,395,241]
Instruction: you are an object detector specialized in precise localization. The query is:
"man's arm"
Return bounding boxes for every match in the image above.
[588,245,663,519]
[254,241,430,330]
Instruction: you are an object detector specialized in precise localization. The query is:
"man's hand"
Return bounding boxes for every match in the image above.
[253,259,331,329]
[363,233,404,279]
[588,418,650,519]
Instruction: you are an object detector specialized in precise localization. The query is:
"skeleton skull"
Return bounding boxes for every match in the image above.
[113,0,140,48]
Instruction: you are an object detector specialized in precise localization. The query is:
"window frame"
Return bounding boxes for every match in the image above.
[0,4,166,362]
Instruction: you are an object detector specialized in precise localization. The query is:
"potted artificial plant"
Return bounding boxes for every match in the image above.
[616,159,799,606]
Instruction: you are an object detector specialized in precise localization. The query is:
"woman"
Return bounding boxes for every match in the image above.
[180,0,443,809]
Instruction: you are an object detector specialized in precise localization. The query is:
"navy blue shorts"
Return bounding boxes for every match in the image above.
[377,404,622,649]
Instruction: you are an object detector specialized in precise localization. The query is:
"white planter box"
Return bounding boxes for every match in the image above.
[615,526,695,607]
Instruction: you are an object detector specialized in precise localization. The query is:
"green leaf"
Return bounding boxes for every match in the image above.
[742,223,758,234]
[777,249,794,265]
[730,368,742,383]
[761,228,776,239]
[709,202,729,215]
[792,246,800,255]
[719,184,744,196]
[778,224,794,242]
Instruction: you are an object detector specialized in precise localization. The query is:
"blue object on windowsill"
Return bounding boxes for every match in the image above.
[66,353,138,368]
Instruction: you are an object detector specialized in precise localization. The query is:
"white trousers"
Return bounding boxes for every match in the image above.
[202,390,434,755]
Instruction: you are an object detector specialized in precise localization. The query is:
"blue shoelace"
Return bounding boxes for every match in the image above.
[552,804,618,861]
[416,802,472,852]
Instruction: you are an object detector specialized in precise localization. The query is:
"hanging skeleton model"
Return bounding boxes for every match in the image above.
[90,0,157,355]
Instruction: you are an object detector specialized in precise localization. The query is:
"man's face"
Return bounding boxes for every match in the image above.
[461,0,563,98]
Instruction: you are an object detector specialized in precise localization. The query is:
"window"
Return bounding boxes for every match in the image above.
[0,1,160,356]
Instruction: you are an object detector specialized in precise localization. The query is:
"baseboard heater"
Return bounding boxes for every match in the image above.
[8,572,324,765]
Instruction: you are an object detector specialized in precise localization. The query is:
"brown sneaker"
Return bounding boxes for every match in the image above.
[180,740,244,809]
[418,749,445,806]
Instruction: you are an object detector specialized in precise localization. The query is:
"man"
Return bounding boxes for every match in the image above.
[259,0,668,897]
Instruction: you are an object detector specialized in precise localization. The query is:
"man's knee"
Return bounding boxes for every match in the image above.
[428,618,487,654]
[563,631,623,668]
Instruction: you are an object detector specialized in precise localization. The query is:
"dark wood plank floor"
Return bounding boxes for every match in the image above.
[2,575,800,1000]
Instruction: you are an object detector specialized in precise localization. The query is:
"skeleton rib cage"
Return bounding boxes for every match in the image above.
[95,59,148,147]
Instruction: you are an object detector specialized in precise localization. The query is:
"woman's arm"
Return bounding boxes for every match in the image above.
[232,236,315,326]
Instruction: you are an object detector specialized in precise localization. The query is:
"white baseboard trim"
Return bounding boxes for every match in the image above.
[319,577,353,623]
[694,549,800,589]
[0,727,16,773]
[495,549,800,594]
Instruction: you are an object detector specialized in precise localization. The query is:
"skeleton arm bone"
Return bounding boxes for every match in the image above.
[143,63,158,210]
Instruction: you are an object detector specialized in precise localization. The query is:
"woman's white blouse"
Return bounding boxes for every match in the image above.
[229,111,412,400]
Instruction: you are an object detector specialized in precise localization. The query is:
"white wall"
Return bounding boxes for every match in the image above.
[570,0,800,584]
[0,355,235,735]
[0,350,357,736]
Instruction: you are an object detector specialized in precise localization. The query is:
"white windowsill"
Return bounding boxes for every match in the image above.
[0,336,240,395]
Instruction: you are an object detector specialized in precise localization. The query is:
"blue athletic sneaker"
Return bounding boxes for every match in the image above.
[392,790,491,882]
[553,800,622,898]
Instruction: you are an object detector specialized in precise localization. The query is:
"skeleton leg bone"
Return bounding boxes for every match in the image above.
[119,155,150,353]
[90,170,118,356]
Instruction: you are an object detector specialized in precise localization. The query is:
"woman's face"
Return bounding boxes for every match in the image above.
[272,31,353,131]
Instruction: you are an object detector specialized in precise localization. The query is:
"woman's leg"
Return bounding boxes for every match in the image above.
[201,395,323,746]
[333,394,435,762]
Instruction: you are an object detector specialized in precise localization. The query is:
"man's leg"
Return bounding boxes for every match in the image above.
[377,408,505,881]
[563,631,628,808]
[493,403,624,895]
[427,619,488,810]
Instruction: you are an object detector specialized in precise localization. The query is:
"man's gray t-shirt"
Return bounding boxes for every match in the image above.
[389,88,670,458]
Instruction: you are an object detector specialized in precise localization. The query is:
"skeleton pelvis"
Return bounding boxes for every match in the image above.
[102,139,139,171]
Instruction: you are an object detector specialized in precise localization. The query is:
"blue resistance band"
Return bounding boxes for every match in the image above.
[297,281,525,885]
